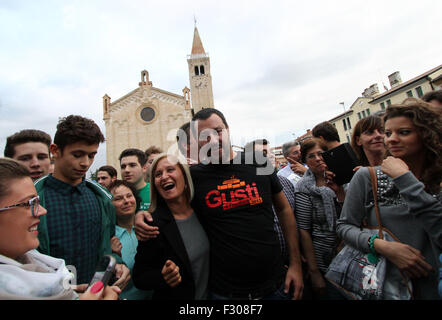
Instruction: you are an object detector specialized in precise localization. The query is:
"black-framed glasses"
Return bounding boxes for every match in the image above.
[0,196,40,218]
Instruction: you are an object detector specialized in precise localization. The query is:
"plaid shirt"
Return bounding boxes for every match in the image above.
[273,175,296,265]
[43,175,102,284]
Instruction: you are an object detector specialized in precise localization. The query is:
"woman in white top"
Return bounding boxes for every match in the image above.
[0,157,120,300]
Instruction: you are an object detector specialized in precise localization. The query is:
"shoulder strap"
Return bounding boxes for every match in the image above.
[368,167,414,298]
[368,167,384,239]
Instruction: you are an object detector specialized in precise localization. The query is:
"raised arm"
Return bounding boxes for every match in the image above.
[382,157,442,249]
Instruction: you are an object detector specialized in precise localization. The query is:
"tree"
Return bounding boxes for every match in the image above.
[88,168,99,181]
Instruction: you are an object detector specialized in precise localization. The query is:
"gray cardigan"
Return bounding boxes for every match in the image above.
[336,167,442,299]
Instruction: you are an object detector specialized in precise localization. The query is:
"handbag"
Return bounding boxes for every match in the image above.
[325,167,413,300]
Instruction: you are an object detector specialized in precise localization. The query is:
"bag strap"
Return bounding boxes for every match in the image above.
[368,166,384,239]
[368,166,414,299]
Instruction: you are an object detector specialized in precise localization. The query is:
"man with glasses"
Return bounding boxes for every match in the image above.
[278,140,306,188]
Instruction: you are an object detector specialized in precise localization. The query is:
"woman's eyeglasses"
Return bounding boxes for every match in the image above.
[0,196,40,218]
[306,152,324,160]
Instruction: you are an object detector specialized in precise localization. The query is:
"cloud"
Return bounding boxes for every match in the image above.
[1,0,441,174]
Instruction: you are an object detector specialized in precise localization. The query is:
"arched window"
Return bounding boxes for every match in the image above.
[200,65,205,75]
[194,66,199,76]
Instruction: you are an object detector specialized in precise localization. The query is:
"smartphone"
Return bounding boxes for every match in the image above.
[321,143,360,185]
[88,255,117,288]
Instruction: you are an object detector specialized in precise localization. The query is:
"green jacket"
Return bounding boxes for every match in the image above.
[34,176,123,265]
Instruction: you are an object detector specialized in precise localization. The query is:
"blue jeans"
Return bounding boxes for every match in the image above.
[209,284,290,301]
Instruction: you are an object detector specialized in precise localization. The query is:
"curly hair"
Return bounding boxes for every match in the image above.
[383,101,442,193]
[422,89,442,104]
[54,115,105,152]
[350,115,384,167]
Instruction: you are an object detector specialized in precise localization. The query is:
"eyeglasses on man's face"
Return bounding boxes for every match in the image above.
[0,196,40,218]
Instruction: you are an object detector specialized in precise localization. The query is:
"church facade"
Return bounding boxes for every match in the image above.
[103,27,214,173]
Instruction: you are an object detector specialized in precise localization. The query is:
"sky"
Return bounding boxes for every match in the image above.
[1,0,441,176]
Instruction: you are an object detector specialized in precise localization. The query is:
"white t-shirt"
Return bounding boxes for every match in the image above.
[277,164,302,188]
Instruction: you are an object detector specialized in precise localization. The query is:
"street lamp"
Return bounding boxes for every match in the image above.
[339,102,345,112]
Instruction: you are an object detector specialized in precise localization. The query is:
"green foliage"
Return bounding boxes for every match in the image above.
[88,168,99,181]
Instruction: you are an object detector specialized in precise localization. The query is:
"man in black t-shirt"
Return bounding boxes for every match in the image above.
[135,108,304,300]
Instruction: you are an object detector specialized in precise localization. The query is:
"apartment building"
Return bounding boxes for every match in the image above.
[329,64,441,143]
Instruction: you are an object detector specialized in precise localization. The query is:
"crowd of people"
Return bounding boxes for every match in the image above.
[0,89,441,300]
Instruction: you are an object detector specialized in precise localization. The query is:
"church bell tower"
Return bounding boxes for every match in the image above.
[187,26,214,114]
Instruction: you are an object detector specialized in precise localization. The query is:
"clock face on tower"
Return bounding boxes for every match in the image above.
[195,77,208,89]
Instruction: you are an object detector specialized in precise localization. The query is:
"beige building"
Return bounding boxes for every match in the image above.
[369,64,442,111]
[103,27,215,174]
[328,96,374,143]
[271,65,441,164]
[271,129,313,169]
[270,146,285,169]
[328,64,442,143]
